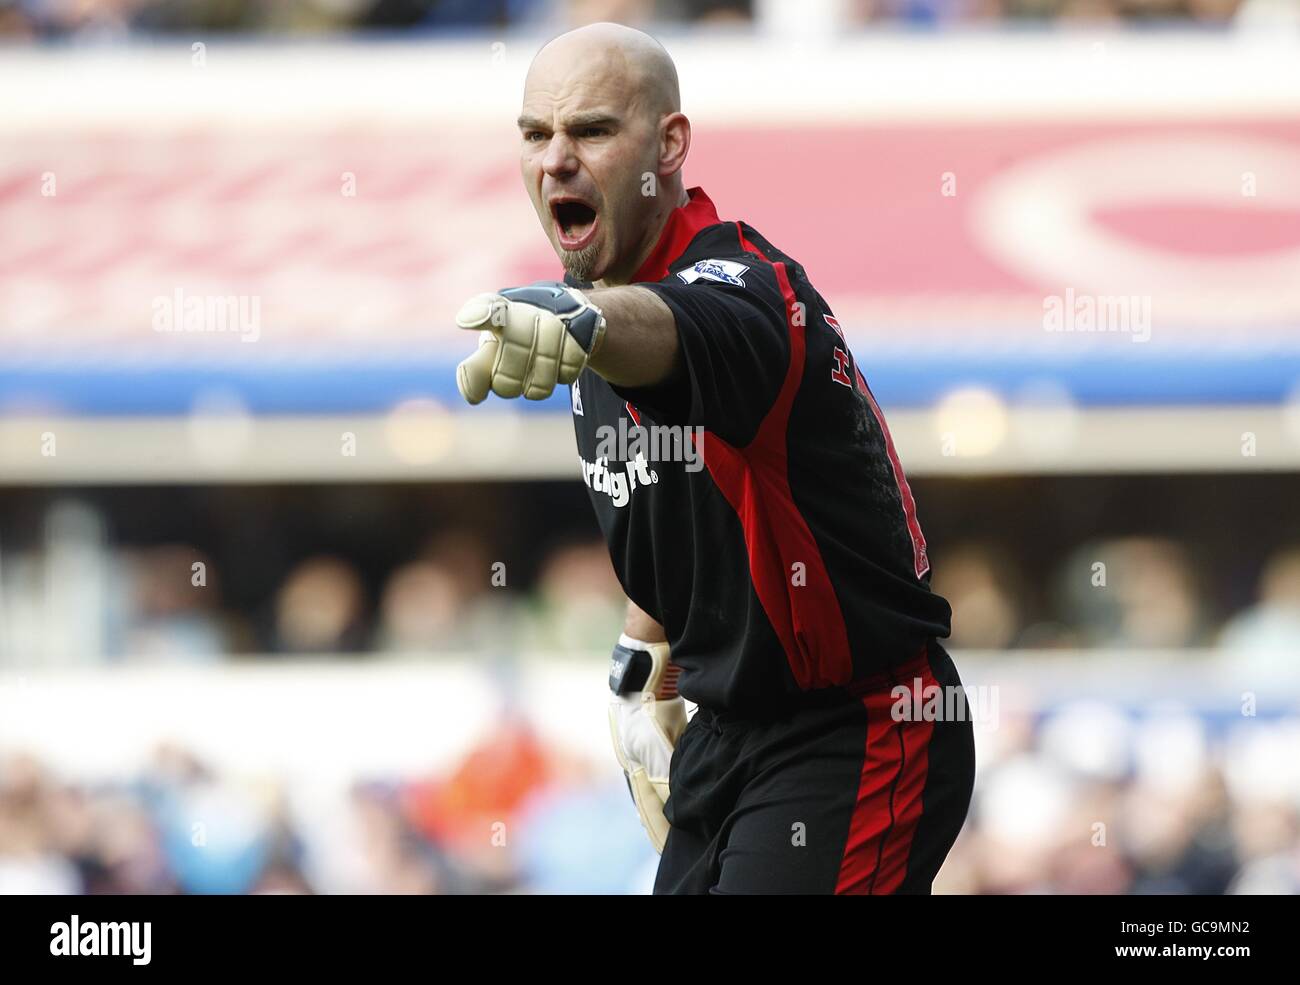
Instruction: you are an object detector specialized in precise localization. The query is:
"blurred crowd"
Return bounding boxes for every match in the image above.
[939,701,1300,894]
[4,693,1298,894]
[937,538,1300,663]
[3,493,1298,894]
[0,498,629,663]
[0,731,660,894]
[2,496,1298,664]
[0,0,1290,40]
[3,489,1298,893]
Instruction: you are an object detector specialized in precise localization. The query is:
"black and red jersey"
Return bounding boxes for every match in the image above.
[568,187,951,715]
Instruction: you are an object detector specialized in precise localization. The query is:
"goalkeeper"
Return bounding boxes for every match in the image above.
[454,23,975,894]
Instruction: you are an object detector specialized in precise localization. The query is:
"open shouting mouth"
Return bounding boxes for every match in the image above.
[551,197,600,251]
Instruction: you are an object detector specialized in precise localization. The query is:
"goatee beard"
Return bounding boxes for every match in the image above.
[559,243,600,284]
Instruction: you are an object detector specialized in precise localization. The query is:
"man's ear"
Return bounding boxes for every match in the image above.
[659,112,691,177]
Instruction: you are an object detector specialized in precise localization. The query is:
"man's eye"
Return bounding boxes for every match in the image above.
[580,127,609,138]
[523,131,546,142]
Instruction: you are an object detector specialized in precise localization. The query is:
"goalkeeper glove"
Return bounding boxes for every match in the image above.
[608,634,686,855]
[455,282,606,404]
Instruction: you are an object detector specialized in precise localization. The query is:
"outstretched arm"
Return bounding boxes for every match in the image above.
[584,286,680,389]
[453,268,789,448]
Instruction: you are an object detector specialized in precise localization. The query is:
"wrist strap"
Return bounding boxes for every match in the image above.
[611,634,680,699]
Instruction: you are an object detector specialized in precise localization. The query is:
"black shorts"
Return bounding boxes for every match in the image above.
[655,639,975,895]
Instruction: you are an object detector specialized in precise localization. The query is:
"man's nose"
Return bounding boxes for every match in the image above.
[541,132,579,178]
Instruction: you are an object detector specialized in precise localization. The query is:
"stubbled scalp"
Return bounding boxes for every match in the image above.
[527,21,681,124]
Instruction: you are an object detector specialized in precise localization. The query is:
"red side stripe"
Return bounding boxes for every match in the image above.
[836,653,937,895]
[697,225,853,690]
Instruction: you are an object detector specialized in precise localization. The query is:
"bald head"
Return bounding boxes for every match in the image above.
[517,22,692,286]
[529,22,680,123]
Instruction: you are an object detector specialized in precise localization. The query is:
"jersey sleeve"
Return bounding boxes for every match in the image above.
[610,258,791,448]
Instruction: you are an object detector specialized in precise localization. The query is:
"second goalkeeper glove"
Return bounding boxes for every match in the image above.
[608,634,686,854]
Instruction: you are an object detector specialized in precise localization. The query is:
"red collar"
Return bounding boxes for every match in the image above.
[631,187,721,284]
